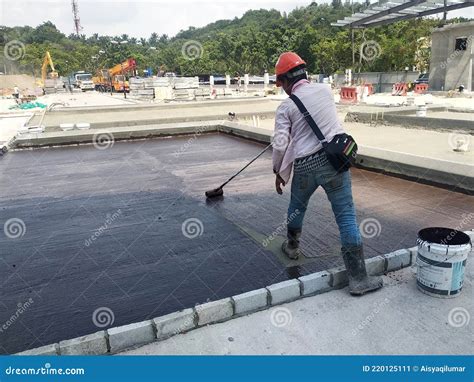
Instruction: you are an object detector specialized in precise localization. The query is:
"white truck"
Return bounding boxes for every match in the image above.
[69,71,95,91]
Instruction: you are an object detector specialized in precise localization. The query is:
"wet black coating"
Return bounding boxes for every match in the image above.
[1,133,472,353]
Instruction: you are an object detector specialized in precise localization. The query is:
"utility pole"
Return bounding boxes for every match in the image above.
[443,0,447,23]
[351,28,355,66]
[71,0,83,36]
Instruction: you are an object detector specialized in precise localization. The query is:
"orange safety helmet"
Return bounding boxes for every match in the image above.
[275,52,306,87]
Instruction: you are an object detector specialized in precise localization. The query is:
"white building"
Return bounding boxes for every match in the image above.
[429,21,474,92]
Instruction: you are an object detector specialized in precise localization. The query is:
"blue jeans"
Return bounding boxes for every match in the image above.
[287,162,362,248]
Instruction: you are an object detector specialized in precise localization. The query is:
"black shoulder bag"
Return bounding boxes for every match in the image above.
[290,94,357,173]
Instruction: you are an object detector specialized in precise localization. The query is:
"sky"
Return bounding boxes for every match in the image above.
[0,0,470,39]
[1,0,318,38]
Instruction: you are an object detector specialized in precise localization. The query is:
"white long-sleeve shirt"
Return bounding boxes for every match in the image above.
[272,80,344,183]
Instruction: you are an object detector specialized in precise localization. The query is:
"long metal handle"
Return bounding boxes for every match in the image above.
[218,143,272,189]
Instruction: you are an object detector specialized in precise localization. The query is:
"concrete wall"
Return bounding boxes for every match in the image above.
[332,71,420,92]
[429,21,474,92]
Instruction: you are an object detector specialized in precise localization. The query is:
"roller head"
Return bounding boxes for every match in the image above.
[205,187,224,198]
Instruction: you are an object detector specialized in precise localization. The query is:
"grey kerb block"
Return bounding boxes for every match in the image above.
[16,343,59,355]
[154,308,196,340]
[266,279,301,305]
[384,249,411,272]
[59,331,108,355]
[232,288,268,314]
[196,298,233,326]
[108,320,155,353]
[298,271,332,296]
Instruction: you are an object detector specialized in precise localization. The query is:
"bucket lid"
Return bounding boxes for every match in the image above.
[418,227,471,246]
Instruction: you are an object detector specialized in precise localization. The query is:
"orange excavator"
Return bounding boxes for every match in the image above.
[93,58,137,92]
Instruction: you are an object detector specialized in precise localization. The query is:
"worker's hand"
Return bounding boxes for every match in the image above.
[275,174,285,195]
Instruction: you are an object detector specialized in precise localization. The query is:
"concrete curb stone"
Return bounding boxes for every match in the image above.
[298,271,332,296]
[329,266,348,288]
[196,298,233,326]
[108,320,155,353]
[154,308,197,340]
[366,255,385,276]
[16,343,59,356]
[384,249,411,272]
[59,331,108,355]
[232,288,269,315]
[266,279,301,305]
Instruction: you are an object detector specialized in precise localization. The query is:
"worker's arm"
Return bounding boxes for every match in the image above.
[272,102,291,194]
[272,102,291,174]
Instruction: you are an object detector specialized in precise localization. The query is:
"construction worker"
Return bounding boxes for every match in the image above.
[13,85,20,101]
[272,52,382,296]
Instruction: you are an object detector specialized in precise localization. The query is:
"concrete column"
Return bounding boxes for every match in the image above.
[345,69,352,86]
[244,74,249,92]
[225,75,230,88]
[209,75,216,99]
[263,71,269,90]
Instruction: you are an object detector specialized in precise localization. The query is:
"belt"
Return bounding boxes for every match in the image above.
[294,149,328,174]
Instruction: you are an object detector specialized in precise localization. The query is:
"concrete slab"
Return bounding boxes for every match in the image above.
[120,257,473,355]
[1,134,472,354]
[26,98,279,130]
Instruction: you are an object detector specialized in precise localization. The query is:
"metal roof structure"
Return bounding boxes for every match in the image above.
[332,0,474,28]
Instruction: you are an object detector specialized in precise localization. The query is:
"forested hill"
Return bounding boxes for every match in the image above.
[0,1,471,77]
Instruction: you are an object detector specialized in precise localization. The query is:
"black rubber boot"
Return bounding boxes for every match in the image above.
[342,245,383,295]
[282,229,302,260]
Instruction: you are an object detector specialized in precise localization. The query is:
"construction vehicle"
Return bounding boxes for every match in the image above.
[39,51,59,87]
[93,58,137,92]
[69,71,95,91]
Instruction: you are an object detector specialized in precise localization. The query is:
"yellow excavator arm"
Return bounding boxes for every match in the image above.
[40,51,59,86]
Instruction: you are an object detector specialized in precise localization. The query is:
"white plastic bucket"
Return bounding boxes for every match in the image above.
[416,227,471,298]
